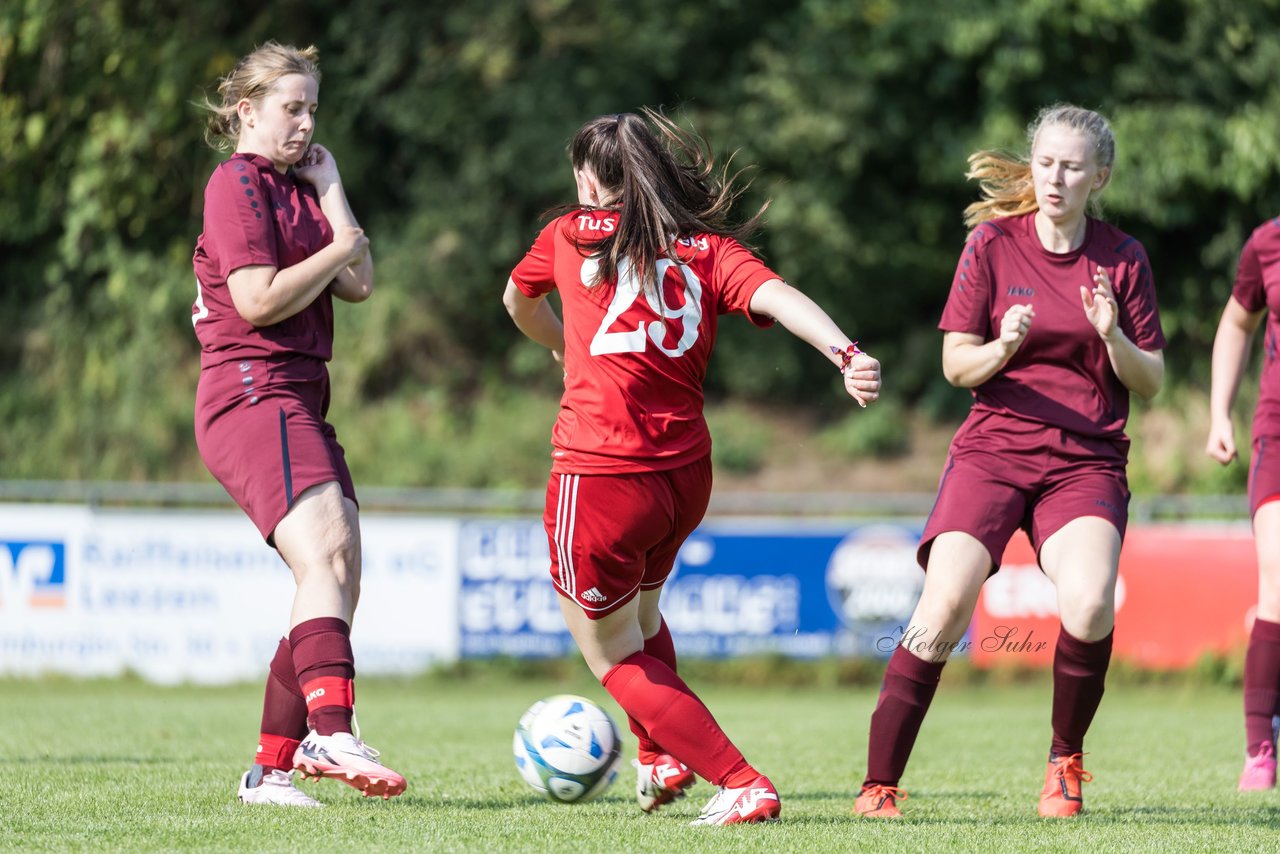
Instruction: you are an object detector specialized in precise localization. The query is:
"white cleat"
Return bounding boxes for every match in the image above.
[293,730,407,799]
[690,775,781,826]
[237,766,323,808]
[634,754,696,812]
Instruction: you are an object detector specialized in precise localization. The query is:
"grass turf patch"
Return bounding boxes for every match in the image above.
[0,674,1275,852]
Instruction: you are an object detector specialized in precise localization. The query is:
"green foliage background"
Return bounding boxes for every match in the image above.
[3,0,1279,488]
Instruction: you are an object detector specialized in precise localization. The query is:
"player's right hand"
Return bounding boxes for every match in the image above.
[1205,417,1237,464]
[333,225,369,266]
[998,303,1035,355]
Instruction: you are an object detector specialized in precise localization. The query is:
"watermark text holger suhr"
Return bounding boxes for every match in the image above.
[877,625,1050,655]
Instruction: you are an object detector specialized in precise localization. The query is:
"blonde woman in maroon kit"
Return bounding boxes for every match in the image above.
[856,104,1164,820]
[193,41,404,806]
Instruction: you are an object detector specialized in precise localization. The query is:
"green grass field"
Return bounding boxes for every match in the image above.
[1,672,1276,852]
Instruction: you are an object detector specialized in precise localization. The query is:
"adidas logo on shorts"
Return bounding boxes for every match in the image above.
[581,587,608,603]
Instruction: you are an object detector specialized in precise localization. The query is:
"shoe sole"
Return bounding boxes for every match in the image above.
[1038,803,1083,818]
[693,801,781,825]
[294,759,407,799]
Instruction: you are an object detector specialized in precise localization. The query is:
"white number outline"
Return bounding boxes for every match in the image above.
[585,257,703,358]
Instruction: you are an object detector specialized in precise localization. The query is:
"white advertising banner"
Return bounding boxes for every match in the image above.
[0,505,459,683]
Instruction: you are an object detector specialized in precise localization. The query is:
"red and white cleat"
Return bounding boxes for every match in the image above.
[293,730,407,799]
[635,754,696,812]
[689,774,781,826]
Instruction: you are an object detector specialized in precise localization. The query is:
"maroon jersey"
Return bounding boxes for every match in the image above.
[192,153,336,370]
[939,212,1165,442]
[511,211,777,474]
[1232,218,1280,441]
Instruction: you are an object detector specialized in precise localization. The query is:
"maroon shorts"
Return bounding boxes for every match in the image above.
[195,356,356,542]
[918,414,1129,571]
[543,455,713,619]
[1249,435,1280,517]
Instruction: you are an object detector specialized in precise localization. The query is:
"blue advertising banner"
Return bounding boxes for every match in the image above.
[458,519,926,659]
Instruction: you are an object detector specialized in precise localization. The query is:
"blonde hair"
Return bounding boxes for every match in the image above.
[963,104,1116,234]
[202,41,321,152]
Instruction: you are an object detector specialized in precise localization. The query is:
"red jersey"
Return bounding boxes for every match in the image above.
[510,211,777,473]
[939,212,1165,443]
[192,153,336,370]
[1232,218,1280,440]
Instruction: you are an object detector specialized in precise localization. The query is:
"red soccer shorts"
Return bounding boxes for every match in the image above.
[917,414,1129,572]
[543,455,713,618]
[195,357,356,542]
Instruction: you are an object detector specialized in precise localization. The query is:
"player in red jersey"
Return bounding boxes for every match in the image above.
[1207,219,1280,791]
[855,105,1165,820]
[194,42,404,806]
[504,109,881,825]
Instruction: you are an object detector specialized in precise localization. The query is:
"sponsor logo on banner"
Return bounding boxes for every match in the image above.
[0,540,68,609]
[458,521,572,656]
[982,564,1127,619]
[663,535,801,637]
[824,525,923,655]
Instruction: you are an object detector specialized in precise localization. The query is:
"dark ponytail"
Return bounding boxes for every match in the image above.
[568,108,767,290]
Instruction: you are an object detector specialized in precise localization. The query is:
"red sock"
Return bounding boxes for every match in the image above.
[863,645,945,788]
[289,617,355,736]
[1050,627,1113,757]
[630,619,678,764]
[602,651,756,787]
[1244,618,1280,755]
[254,637,308,769]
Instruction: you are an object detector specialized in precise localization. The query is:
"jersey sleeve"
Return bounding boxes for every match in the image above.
[1232,234,1266,313]
[938,227,994,336]
[711,237,777,328]
[1116,243,1166,351]
[202,163,278,279]
[510,219,560,297]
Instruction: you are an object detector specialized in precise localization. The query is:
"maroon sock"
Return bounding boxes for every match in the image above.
[602,651,756,787]
[289,617,355,736]
[254,637,309,770]
[629,619,678,762]
[1244,617,1280,755]
[863,645,945,788]
[1050,627,1113,757]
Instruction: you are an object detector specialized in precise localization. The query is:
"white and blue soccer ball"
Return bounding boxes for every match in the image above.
[512,694,622,803]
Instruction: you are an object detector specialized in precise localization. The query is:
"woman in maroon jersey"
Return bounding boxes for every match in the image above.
[855,104,1165,820]
[503,109,881,825]
[1207,221,1280,791]
[193,41,404,806]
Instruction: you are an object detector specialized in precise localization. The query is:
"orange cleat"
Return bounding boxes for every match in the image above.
[854,783,907,819]
[1038,753,1092,818]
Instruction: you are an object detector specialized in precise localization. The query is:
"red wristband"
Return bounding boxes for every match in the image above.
[830,342,865,375]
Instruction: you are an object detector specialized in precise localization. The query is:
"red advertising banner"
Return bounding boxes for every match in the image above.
[971,524,1258,669]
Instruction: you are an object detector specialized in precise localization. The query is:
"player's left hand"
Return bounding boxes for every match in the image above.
[295,143,342,190]
[1081,267,1119,341]
[843,352,881,408]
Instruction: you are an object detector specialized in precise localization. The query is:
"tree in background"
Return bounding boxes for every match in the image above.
[3,0,1279,486]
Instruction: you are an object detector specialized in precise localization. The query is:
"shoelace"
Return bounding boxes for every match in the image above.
[346,712,383,762]
[1051,753,1094,785]
[862,784,908,807]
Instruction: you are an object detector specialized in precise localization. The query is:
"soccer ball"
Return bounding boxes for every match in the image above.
[512,694,622,803]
